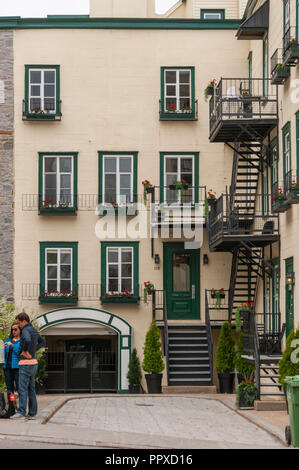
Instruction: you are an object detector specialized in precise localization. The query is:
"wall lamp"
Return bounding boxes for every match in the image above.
[203,254,209,265]
[154,254,160,265]
[286,272,295,288]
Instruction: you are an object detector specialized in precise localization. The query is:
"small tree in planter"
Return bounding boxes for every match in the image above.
[216,322,236,393]
[235,332,255,384]
[142,321,165,394]
[127,348,142,394]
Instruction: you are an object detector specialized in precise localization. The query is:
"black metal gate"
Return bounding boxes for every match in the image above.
[46,338,117,393]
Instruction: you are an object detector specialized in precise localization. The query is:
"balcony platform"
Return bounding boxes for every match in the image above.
[209,78,278,144]
[209,233,279,252]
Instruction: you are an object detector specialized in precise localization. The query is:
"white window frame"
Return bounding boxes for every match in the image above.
[45,247,73,293]
[284,131,291,175]
[102,155,133,205]
[164,154,194,205]
[106,246,134,294]
[43,155,74,207]
[203,12,222,20]
[164,69,192,114]
[29,68,57,114]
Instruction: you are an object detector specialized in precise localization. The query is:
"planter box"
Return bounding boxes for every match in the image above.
[218,373,234,394]
[206,85,215,96]
[39,296,78,305]
[160,110,197,121]
[168,184,189,191]
[211,292,225,299]
[272,199,289,213]
[237,387,257,409]
[286,188,299,205]
[23,113,61,121]
[271,66,290,85]
[99,207,138,217]
[283,44,299,66]
[129,384,141,394]
[39,206,77,216]
[145,373,163,394]
[101,296,139,305]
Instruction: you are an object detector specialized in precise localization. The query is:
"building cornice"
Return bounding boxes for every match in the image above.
[0,16,241,30]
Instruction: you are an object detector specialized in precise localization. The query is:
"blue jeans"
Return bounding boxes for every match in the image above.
[4,368,19,393]
[17,365,38,417]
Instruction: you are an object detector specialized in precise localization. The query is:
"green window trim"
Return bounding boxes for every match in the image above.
[160,67,196,120]
[38,152,78,214]
[100,242,139,304]
[39,241,78,304]
[159,152,199,204]
[296,111,299,169]
[282,121,292,185]
[98,151,138,207]
[283,0,290,35]
[24,65,61,119]
[200,9,225,20]
[262,160,269,216]
[263,33,269,96]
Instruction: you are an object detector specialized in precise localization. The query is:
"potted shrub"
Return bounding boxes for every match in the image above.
[142,180,153,205]
[235,332,255,384]
[216,322,236,393]
[206,189,217,206]
[142,321,165,394]
[35,350,48,394]
[272,187,288,213]
[236,377,258,409]
[278,327,299,409]
[127,348,142,394]
[168,179,189,193]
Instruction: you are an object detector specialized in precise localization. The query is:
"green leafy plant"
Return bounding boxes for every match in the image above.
[278,327,299,386]
[142,180,153,205]
[216,322,236,373]
[204,79,217,100]
[127,348,142,386]
[142,321,165,374]
[235,332,255,378]
[171,179,189,193]
[211,288,225,309]
[236,377,258,408]
[35,350,48,387]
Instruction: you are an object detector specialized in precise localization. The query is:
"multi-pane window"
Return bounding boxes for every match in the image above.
[106,247,133,294]
[284,0,290,34]
[201,10,225,20]
[28,68,57,113]
[164,155,194,204]
[42,155,74,206]
[45,248,73,293]
[164,69,192,113]
[102,155,134,204]
[283,124,291,178]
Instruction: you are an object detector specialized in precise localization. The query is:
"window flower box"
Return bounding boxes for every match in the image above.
[39,200,77,215]
[98,202,138,216]
[283,41,299,67]
[271,64,290,85]
[101,292,139,304]
[272,198,288,213]
[39,291,78,305]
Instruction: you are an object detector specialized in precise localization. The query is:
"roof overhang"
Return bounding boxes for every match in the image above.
[236,0,269,40]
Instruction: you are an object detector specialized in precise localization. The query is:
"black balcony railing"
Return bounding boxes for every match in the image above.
[270,49,290,84]
[209,78,278,142]
[208,193,279,246]
[146,185,206,226]
[22,99,62,121]
[283,26,299,66]
[205,289,229,323]
[242,311,283,356]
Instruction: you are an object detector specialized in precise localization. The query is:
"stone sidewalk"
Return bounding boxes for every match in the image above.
[0,394,290,449]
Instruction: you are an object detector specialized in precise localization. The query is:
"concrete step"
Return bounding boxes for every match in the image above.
[162,385,217,394]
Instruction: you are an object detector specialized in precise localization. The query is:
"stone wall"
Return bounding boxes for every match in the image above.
[0,30,14,301]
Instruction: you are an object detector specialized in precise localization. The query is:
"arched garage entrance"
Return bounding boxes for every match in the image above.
[36,308,132,394]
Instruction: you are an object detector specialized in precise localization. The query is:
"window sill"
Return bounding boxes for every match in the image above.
[39,296,78,305]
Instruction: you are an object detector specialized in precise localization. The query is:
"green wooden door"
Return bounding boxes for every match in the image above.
[285,257,294,338]
[164,243,200,320]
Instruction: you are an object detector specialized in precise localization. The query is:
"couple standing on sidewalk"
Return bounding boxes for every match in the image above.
[9,312,45,420]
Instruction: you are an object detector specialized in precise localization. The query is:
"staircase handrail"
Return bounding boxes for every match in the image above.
[162,290,169,385]
[205,290,214,384]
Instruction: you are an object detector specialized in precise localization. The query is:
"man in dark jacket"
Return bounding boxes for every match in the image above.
[10,312,45,420]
